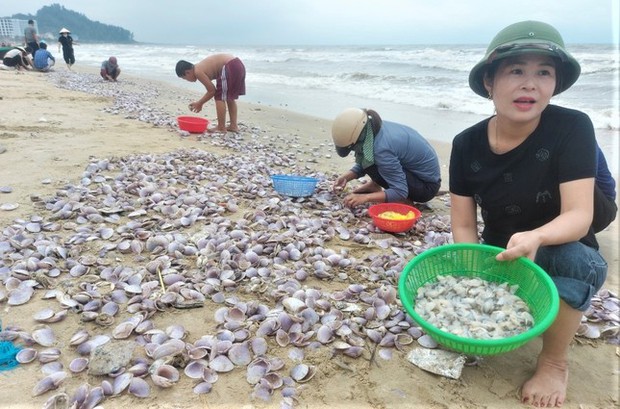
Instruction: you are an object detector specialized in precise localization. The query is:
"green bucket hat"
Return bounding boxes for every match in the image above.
[469,20,581,98]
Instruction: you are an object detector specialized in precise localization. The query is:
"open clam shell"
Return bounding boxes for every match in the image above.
[290,363,316,383]
[16,347,38,364]
[150,364,179,388]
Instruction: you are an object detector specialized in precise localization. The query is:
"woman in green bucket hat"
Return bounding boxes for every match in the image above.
[449,21,615,407]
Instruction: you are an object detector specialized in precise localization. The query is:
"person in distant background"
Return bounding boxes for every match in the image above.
[24,19,39,57]
[175,54,246,133]
[33,42,55,72]
[57,27,76,70]
[2,47,31,71]
[23,46,35,68]
[100,56,121,81]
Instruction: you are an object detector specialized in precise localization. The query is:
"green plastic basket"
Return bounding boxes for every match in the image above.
[398,243,559,355]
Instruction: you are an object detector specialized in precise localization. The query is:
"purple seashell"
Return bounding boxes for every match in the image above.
[77,335,110,356]
[8,287,34,306]
[282,386,297,398]
[112,372,134,395]
[263,372,283,389]
[152,339,185,360]
[202,367,219,384]
[228,343,252,366]
[316,325,334,344]
[69,357,89,373]
[33,308,55,322]
[38,348,61,363]
[151,364,179,388]
[128,377,150,398]
[101,380,114,396]
[375,304,391,320]
[288,348,304,362]
[365,329,383,344]
[252,383,273,402]
[82,386,104,409]
[275,329,290,347]
[246,359,269,385]
[256,318,280,337]
[41,361,64,375]
[187,345,209,360]
[162,273,185,286]
[290,363,316,383]
[32,371,67,396]
[233,328,250,342]
[126,361,149,377]
[417,334,438,349]
[408,327,424,339]
[209,355,234,373]
[71,383,90,407]
[193,382,213,395]
[251,337,268,356]
[184,360,208,379]
[343,346,364,358]
[42,393,68,409]
[83,299,103,312]
[379,348,393,360]
[379,333,396,347]
[16,347,38,364]
[101,301,120,316]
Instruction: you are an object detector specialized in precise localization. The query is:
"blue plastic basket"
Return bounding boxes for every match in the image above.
[271,175,318,197]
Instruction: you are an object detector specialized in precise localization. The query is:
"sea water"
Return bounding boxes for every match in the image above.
[71,43,618,171]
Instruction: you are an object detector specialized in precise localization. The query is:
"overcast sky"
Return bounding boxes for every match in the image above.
[4,0,619,45]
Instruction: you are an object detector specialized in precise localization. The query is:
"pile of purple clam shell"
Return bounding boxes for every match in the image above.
[1,71,615,408]
[578,288,620,344]
[2,71,457,408]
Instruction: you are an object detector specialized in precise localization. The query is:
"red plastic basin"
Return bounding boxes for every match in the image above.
[177,116,209,133]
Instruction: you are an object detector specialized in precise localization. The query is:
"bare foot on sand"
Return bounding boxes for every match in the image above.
[353,180,382,194]
[208,126,227,134]
[520,356,568,407]
[226,126,240,133]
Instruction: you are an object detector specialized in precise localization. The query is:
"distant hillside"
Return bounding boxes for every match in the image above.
[10,3,135,43]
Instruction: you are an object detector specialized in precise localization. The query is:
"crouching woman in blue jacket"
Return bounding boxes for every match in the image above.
[331,108,441,208]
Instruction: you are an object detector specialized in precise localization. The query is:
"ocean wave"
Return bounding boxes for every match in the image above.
[75,43,618,131]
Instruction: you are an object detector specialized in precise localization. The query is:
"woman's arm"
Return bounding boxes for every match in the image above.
[450,193,479,243]
[497,178,594,261]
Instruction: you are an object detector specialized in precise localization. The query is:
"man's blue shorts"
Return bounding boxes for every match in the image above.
[535,242,607,311]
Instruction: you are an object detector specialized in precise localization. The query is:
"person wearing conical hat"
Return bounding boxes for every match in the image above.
[57,28,76,70]
[331,108,441,208]
[449,21,615,407]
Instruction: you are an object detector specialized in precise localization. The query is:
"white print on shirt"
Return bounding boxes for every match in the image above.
[536,190,552,204]
[536,149,550,162]
[505,204,521,216]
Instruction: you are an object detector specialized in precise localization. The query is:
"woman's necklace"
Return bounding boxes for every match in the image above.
[493,117,502,153]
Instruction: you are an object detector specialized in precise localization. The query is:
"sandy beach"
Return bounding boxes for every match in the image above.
[0,67,618,409]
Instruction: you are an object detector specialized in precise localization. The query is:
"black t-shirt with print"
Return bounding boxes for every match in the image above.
[450,104,597,249]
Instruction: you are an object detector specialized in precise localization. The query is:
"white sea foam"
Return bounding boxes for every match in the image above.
[71,42,618,173]
[74,43,618,129]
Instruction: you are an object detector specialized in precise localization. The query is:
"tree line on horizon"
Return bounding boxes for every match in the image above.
[7,3,135,43]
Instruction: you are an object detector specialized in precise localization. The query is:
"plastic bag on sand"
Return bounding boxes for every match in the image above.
[407,348,466,379]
